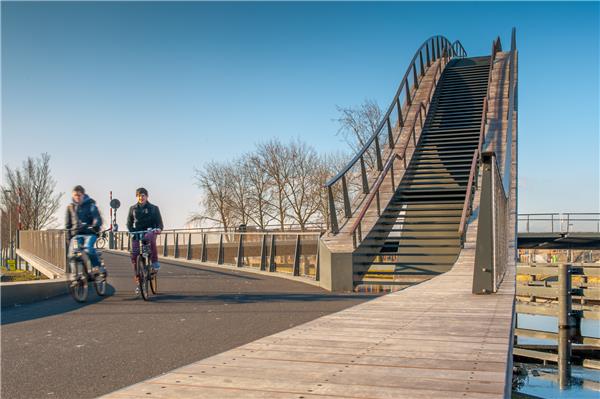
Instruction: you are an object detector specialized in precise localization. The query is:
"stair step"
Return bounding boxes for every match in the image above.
[354,255,458,264]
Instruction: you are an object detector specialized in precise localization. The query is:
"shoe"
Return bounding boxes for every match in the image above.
[135,287,140,297]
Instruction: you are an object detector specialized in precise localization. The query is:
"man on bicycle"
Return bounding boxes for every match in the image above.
[127,188,163,288]
[65,185,104,274]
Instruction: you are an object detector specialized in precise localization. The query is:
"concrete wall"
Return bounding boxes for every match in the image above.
[1,279,68,308]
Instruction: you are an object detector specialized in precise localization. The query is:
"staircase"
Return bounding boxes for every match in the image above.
[354,56,491,292]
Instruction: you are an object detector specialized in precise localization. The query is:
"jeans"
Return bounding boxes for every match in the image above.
[130,230,158,265]
[69,235,100,267]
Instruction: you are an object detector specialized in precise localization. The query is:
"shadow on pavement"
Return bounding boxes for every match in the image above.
[148,292,373,304]
[1,284,116,325]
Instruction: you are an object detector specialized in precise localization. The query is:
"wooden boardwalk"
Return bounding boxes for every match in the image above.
[102,210,516,399]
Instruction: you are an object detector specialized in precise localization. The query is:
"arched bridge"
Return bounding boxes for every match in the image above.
[4,30,519,398]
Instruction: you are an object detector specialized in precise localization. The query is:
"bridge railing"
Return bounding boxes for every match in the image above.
[472,28,518,294]
[17,230,68,271]
[518,213,600,233]
[324,35,466,234]
[112,230,321,280]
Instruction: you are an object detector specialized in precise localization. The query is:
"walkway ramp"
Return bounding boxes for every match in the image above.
[102,216,515,399]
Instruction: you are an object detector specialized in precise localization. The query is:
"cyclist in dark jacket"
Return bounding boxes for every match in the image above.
[127,188,163,289]
[65,185,103,271]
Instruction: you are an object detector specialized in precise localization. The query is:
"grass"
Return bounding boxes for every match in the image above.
[0,263,47,282]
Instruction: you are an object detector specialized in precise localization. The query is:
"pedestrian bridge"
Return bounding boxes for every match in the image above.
[4,30,520,398]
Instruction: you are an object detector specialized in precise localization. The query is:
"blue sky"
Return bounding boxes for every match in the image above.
[2,1,598,229]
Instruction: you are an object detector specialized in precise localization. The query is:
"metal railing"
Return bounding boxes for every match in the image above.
[112,230,321,280]
[518,213,600,233]
[468,28,518,294]
[458,33,506,239]
[17,230,68,271]
[473,152,510,294]
[324,35,466,234]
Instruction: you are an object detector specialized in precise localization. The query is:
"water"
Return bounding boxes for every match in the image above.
[515,314,600,398]
[515,364,600,398]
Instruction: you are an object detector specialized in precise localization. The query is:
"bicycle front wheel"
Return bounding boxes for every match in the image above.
[149,269,158,294]
[137,256,150,301]
[94,269,108,296]
[68,260,88,302]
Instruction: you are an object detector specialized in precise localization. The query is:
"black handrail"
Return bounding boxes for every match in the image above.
[325,35,466,234]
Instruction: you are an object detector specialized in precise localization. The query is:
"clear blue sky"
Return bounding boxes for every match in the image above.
[2,1,598,229]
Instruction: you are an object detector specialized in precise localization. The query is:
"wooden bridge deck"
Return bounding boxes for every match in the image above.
[102,210,517,399]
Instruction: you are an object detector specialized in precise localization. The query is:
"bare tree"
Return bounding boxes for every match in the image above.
[244,154,274,229]
[1,153,63,240]
[282,140,322,230]
[335,99,383,169]
[315,152,349,230]
[190,161,235,231]
[257,139,293,231]
[226,158,252,227]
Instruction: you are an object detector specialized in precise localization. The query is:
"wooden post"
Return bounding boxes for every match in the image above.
[201,233,207,262]
[163,233,168,257]
[558,263,572,389]
[174,233,179,258]
[268,235,276,272]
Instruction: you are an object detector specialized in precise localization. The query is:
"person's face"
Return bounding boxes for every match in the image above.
[72,191,83,204]
[137,193,148,204]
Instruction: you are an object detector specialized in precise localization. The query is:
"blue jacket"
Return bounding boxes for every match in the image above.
[65,195,102,239]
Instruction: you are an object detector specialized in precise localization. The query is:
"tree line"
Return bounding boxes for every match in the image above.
[190,100,382,231]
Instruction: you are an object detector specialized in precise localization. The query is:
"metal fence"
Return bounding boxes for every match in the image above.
[113,230,321,280]
[518,213,600,234]
[17,230,68,271]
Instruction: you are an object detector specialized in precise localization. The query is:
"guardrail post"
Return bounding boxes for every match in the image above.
[360,156,369,194]
[236,233,244,267]
[292,234,301,276]
[426,42,431,66]
[260,234,267,271]
[558,263,573,389]
[108,231,114,250]
[386,118,394,148]
[405,80,412,106]
[473,153,494,294]
[163,233,168,257]
[217,234,224,264]
[412,64,419,89]
[327,186,339,234]
[174,233,179,258]
[419,51,425,77]
[396,99,404,127]
[201,233,207,262]
[186,233,192,260]
[374,136,383,171]
[315,237,320,281]
[127,233,131,252]
[341,175,352,218]
[268,235,276,272]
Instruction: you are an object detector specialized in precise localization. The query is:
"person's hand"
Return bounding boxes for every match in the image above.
[155,229,161,234]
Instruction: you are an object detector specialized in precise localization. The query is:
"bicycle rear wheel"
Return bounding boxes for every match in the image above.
[68,260,88,302]
[137,256,150,301]
[149,268,158,294]
[95,237,106,249]
[94,269,108,296]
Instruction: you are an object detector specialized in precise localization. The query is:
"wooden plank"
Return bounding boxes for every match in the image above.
[515,328,556,341]
[583,359,600,370]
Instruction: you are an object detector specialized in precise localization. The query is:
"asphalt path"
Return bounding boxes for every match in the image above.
[1,252,372,399]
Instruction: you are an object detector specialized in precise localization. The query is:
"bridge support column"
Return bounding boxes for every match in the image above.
[318,240,353,292]
[558,263,573,389]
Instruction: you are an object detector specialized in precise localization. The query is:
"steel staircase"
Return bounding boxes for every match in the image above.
[353,56,491,292]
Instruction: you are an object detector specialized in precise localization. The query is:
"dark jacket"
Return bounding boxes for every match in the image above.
[127,202,164,232]
[65,195,103,239]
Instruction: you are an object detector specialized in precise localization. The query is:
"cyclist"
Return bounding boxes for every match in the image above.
[127,188,163,290]
[65,185,104,274]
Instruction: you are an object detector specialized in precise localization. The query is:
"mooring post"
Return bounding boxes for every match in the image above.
[558,263,572,389]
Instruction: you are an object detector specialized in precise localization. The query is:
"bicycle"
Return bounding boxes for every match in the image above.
[67,235,108,302]
[95,229,110,249]
[130,229,159,301]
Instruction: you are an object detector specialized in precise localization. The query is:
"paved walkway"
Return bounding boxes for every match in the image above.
[103,219,516,399]
[1,253,369,399]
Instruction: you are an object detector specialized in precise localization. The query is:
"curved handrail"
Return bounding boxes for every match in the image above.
[458,29,517,239]
[325,36,463,188]
[325,35,465,234]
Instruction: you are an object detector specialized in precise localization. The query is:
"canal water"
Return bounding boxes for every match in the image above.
[514,314,600,398]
